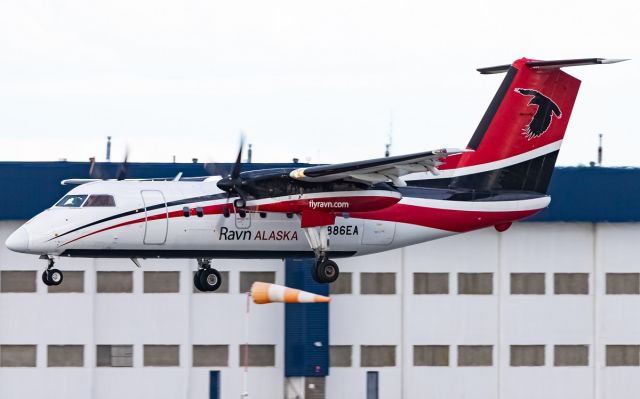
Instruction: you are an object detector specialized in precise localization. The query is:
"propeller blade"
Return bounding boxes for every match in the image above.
[116,147,130,181]
[230,134,245,180]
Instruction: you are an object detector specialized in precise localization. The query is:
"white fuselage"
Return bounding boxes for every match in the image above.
[8,179,550,260]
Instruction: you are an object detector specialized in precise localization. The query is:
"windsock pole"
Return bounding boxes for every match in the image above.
[241,292,250,398]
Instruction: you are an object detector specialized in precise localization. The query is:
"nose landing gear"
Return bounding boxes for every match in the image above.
[194,258,223,292]
[40,256,63,286]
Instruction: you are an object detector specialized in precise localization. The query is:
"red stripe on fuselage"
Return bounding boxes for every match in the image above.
[59,200,542,246]
[60,204,228,247]
[350,203,540,233]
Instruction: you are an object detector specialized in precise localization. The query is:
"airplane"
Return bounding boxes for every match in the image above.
[5,57,627,292]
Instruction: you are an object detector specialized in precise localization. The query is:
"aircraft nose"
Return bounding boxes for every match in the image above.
[5,227,30,253]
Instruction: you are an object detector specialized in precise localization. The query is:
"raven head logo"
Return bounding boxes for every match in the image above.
[515,88,562,140]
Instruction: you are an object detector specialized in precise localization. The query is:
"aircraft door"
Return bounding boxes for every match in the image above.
[361,220,396,245]
[141,190,168,244]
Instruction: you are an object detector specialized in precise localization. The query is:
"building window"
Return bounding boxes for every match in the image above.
[554,273,589,295]
[48,345,84,367]
[606,345,640,366]
[554,345,588,366]
[0,345,36,367]
[97,345,133,367]
[239,272,275,293]
[510,345,545,367]
[330,272,352,295]
[413,273,448,295]
[97,271,133,293]
[144,272,179,293]
[193,271,229,293]
[510,273,545,295]
[238,345,275,367]
[458,345,492,366]
[330,345,352,367]
[458,273,493,295]
[606,273,640,295]
[360,345,396,367]
[414,345,449,366]
[193,345,229,367]
[48,271,84,293]
[144,345,180,367]
[0,271,36,293]
[360,273,396,295]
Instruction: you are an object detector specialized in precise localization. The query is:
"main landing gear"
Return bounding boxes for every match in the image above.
[40,256,63,286]
[313,256,339,284]
[303,226,340,284]
[194,258,223,292]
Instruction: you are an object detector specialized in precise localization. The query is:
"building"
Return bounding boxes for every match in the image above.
[1,162,640,399]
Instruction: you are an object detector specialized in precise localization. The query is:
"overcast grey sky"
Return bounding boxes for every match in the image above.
[0,0,638,166]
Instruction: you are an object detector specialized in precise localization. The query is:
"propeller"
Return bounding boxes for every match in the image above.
[216,135,249,213]
[89,146,130,181]
[115,148,130,181]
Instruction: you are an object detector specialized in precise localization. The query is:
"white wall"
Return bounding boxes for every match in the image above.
[3,221,640,399]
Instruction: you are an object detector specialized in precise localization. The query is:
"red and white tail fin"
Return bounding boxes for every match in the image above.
[439,57,626,193]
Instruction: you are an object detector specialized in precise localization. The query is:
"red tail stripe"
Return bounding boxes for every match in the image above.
[351,204,540,233]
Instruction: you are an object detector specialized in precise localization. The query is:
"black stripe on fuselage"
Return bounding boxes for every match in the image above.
[408,150,559,195]
[467,66,518,150]
[59,249,357,259]
[52,193,229,240]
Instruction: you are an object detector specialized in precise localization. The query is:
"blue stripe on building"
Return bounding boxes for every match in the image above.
[1,162,638,222]
[285,258,329,377]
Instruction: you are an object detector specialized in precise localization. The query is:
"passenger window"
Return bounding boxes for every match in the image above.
[84,195,116,207]
[55,195,88,208]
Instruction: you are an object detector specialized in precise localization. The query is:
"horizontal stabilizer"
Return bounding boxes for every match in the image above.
[477,58,629,74]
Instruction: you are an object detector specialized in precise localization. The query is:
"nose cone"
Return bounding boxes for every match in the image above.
[5,227,30,253]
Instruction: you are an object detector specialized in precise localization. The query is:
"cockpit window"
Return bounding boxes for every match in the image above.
[84,194,116,207]
[55,195,88,208]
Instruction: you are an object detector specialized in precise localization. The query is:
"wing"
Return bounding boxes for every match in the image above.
[288,148,466,186]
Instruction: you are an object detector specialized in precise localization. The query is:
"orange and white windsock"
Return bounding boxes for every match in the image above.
[251,282,330,304]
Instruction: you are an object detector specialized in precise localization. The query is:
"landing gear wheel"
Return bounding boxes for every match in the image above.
[42,269,63,286]
[313,259,339,283]
[194,270,206,291]
[199,268,223,292]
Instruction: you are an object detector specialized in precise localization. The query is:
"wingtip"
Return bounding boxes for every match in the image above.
[599,58,630,64]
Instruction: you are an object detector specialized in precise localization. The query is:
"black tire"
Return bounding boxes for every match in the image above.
[311,263,322,284]
[315,260,339,283]
[193,270,206,292]
[199,268,222,292]
[42,270,51,286]
[42,269,63,286]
